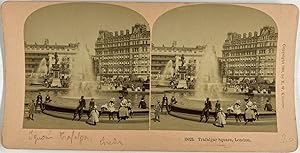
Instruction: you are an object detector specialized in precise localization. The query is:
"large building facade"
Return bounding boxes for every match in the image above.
[25,39,78,76]
[221,26,278,84]
[94,24,150,80]
[151,42,206,79]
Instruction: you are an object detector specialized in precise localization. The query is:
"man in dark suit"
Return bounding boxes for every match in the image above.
[200,97,212,122]
[161,93,169,113]
[36,92,43,111]
[72,96,86,121]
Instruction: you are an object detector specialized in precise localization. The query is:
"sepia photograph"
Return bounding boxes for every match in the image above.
[1,1,299,151]
[23,3,150,130]
[150,4,278,132]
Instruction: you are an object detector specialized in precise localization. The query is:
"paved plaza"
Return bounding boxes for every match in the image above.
[150,113,277,132]
[23,113,149,130]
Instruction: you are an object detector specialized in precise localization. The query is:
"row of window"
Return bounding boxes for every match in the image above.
[224,41,277,51]
[101,69,150,74]
[226,62,275,68]
[97,40,149,48]
[26,46,75,51]
[223,49,276,57]
[226,69,275,76]
[101,61,150,66]
[101,55,130,60]
[153,48,200,54]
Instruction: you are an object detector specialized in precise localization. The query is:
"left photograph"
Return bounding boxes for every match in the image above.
[24,3,150,130]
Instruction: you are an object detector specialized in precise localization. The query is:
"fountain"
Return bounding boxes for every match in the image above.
[62,44,100,99]
[36,58,48,75]
[30,57,48,85]
[192,46,223,100]
[158,60,174,86]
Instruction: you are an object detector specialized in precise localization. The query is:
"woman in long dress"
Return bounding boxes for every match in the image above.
[214,107,226,127]
[244,100,256,124]
[88,106,99,125]
[118,98,129,121]
[233,101,242,122]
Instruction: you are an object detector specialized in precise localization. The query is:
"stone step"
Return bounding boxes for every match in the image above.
[168,111,277,126]
[43,110,149,123]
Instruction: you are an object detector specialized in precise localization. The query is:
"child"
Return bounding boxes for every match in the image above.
[154,100,161,122]
[127,99,133,118]
[252,102,259,120]
[233,102,242,122]
[28,100,35,120]
[107,98,116,120]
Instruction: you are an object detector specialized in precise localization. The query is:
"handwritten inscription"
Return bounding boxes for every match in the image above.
[59,131,89,144]
[99,137,124,146]
[28,130,53,144]
[27,130,124,147]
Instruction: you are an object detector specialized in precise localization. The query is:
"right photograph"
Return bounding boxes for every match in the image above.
[150,4,278,132]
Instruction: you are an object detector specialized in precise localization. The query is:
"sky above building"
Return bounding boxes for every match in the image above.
[24,3,149,54]
[152,4,277,57]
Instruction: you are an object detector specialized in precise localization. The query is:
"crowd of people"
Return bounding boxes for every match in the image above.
[153,93,177,122]
[199,97,274,127]
[27,92,52,120]
[72,95,148,125]
[153,94,274,127]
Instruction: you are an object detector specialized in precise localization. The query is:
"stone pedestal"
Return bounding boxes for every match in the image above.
[51,63,62,87]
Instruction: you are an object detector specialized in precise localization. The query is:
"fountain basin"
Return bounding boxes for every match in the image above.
[60,96,107,100]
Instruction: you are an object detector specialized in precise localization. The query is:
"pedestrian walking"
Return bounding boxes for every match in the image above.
[72,96,86,121]
[88,98,95,118]
[154,100,161,122]
[214,107,226,127]
[87,105,99,126]
[200,97,212,122]
[28,100,35,120]
[214,100,221,121]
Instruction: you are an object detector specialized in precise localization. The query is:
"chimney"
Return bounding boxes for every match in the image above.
[114,31,118,36]
[120,30,124,35]
[254,31,258,37]
[243,33,247,38]
[126,29,130,35]
[248,32,252,37]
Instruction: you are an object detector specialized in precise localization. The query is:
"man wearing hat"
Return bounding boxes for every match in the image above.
[200,97,212,122]
[72,96,86,121]
[161,93,169,113]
